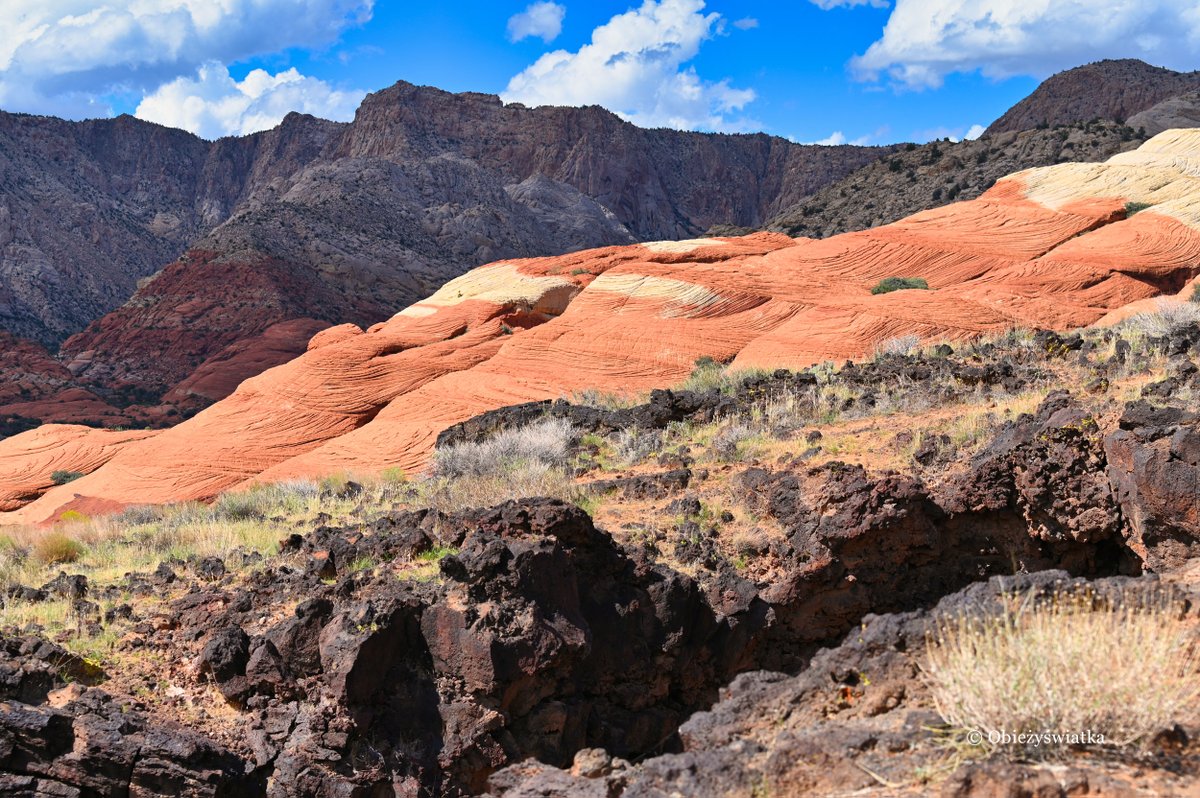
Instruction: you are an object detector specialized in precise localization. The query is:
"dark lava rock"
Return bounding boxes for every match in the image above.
[487,572,1189,798]
[195,556,226,582]
[1106,400,1200,570]
[39,573,87,600]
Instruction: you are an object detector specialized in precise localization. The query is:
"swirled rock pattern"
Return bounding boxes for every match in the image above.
[6,130,1200,522]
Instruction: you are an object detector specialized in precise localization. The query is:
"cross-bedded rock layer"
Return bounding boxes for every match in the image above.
[5,130,1200,523]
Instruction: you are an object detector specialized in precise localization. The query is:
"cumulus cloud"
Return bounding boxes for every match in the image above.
[799,126,888,146]
[135,61,364,138]
[804,131,869,146]
[851,0,1200,89]
[0,0,372,117]
[501,0,756,132]
[964,123,986,140]
[508,2,567,43]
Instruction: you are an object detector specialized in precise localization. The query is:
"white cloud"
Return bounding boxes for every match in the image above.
[733,17,759,30]
[0,0,372,117]
[809,0,889,9]
[850,0,1200,89]
[501,0,756,132]
[910,123,985,143]
[508,2,567,43]
[799,129,879,146]
[135,61,364,139]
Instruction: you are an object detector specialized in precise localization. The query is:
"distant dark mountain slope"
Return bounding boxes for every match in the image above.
[0,111,342,347]
[769,121,1148,238]
[986,59,1200,135]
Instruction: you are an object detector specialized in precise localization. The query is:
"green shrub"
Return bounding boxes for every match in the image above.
[1124,201,1153,217]
[34,531,84,565]
[1190,283,1200,304]
[50,470,84,485]
[679,356,728,393]
[871,277,930,295]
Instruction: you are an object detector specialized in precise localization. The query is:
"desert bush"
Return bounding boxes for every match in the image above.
[1124,298,1200,338]
[425,460,580,513]
[923,586,1200,753]
[113,504,166,526]
[614,427,663,465]
[875,334,921,357]
[34,531,84,565]
[679,356,729,394]
[432,417,573,479]
[426,418,581,512]
[1190,283,1200,304]
[711,422,758,462]
[1124,201,1153,216]
[678,358,773,396]
[50,470,84,485]
[570,388,643,410]
[871,276,929,295]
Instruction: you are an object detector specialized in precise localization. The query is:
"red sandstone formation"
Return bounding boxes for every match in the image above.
[4,130,1200,524]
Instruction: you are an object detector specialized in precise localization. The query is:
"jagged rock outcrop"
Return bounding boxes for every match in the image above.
[1105,400,1200,571]
[486,572,1199,798]
[0,637,263,796]
[986,59,1200,135]
[6,129,1200,522]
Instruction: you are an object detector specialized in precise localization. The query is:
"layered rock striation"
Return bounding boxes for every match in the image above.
[4,131,1200,521]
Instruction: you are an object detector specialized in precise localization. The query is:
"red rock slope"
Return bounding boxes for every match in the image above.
[5,130,1200,524]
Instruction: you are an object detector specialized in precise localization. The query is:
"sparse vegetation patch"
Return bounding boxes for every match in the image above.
[50,470,84,485]
[871,276,929,295]
[924,586,1200,755]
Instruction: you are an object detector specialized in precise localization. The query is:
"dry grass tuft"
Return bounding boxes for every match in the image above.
[875,334,922,357]
[923,586,1200,754]
[426,418,583,511]
[433,417,573,479]
[33,531,84,565]
[1124,298,1200,338]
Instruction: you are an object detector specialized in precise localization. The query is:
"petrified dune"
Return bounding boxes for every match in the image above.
[6,130,1200,524]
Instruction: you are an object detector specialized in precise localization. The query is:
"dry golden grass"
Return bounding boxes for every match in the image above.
[33,530,84,565]
[923,586,1200,753]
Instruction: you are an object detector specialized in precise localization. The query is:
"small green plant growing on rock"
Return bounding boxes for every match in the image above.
[1190,283,1200,304]
[416,545,459,563]
[871,277,929,295]
[1124,201,1153,217]
[50,470,84,485]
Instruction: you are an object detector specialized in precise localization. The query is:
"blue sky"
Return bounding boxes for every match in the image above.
[2,1,1199,144]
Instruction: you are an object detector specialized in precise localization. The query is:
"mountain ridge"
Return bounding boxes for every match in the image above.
[986,58,1200,134]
